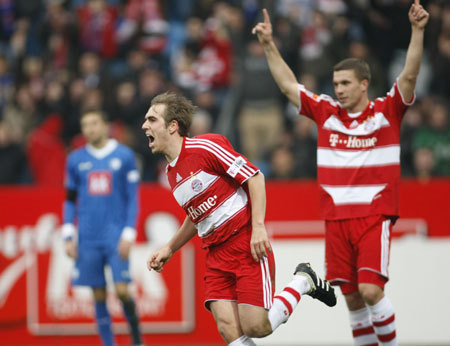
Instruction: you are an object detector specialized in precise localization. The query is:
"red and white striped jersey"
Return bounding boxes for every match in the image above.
[166,134,259,247]
[298,81,414,220]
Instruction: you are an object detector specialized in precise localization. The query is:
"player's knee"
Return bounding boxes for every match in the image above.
[344,290,366,311]
[92,287,107,302]
[115,283,130,302]
[116,292,130,302]
[215,315,241,342]
[241,319,272,338]
[359,283,384,305]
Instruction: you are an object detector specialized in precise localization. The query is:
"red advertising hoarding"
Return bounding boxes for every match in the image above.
[0,179,449,345]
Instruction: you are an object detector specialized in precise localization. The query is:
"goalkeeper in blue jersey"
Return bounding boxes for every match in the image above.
[62,109,143,346]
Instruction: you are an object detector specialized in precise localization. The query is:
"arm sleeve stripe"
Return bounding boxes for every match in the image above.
[186,138,257,177]
[185,144,251,180]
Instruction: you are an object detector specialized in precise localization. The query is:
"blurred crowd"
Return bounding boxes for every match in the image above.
[0,0,448,185]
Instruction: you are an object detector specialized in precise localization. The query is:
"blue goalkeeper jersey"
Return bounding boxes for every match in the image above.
[63,139,139,246]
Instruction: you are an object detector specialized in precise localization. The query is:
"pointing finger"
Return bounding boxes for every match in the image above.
[263,8,270,24]
[414,0,419,5]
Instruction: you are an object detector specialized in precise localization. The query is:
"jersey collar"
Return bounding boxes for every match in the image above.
[86,139,118,159]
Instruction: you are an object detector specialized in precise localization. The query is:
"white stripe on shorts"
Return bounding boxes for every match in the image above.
[381,219,391,277]
[260,257,273,309]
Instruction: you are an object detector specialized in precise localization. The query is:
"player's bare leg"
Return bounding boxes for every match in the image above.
[345,290,366,311]
[345,283,397,345]
[358,283,384,305]
[210,301,256,345]
[238,305,272,337]
[115,282,143,346]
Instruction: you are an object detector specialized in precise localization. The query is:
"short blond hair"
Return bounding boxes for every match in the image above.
[151,92,196,137]
[333,58,371,83]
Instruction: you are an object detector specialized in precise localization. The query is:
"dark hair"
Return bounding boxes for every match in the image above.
[151,92,196,137]
[333,58,371,83]
[80,109,108,122]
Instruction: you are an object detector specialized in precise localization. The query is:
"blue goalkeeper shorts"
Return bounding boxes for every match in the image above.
[72,242,131,287]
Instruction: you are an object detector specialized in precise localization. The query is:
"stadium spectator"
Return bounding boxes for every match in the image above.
[413,146,436,182]
[298,10,332,88]
[61,78,85,145]
[0,0,448,184]
[237,39,284,163]
[26,114,66,186]
[0,55,12,114]
[190,108,212,137]
[0,0,14,52]
[268,145,297,180]
[0,119,28,184]
[400,103,424,176]
[430,29,450,99]
[413,98,450,176]
[3,85,38,140]
[39,0,78,72]
[290,116,317,178]
[117,0,168,58]
[76,0,119,59]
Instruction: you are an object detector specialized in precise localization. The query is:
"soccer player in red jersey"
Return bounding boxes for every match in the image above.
[142,92,336,345]
[253,1,429,345]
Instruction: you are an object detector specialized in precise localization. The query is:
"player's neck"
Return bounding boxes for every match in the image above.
[90,137,109,149]
[165,136,184,163]
[346,97,369,114]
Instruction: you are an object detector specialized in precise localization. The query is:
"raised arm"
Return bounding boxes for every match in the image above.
[252,9,300,107]
[398,0,429,102]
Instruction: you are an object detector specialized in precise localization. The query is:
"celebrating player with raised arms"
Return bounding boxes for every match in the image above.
[252,1,429,344]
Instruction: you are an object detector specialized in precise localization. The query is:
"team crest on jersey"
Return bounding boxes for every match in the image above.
[109,158,122,170]
[78,161,92,171]
[364,117,376,132]
[191,178,203,192]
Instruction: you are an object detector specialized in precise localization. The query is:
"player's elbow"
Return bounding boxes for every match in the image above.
[399,69,418,86]
[253,171,265,185]
[280,86,299,107]
[279,83,290,96]
[398,75,417,101]
[279,83,295,98]
[402,73,417,86]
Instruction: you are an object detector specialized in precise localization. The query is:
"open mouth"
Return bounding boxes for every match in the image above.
[147,134,155,145]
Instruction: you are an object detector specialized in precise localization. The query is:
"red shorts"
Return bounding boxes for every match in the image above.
[325,215,393,294]
[204,226,276,311]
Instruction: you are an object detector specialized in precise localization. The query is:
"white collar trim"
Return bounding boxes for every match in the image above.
[347,111,362,119]
[169,156,179,167]
[86,139,118,159]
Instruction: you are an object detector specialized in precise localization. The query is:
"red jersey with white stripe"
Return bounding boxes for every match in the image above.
[166,134,259,247]
[298,81,414,220]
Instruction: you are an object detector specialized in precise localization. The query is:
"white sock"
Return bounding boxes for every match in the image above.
[349,307,378,346]
[368,296,397,345]
[228,335,257,346]
[268,275,309,331]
